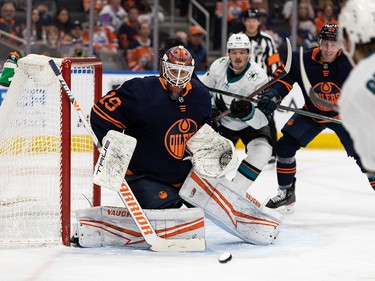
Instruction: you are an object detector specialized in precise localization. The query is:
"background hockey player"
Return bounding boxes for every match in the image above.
[339,0,375,177]
[242,8,282,163]
[200,33,272,198]
[90,45,212,209]
[256,24,375,212]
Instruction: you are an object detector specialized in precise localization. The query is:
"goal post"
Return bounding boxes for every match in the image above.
[0,55,102,246]
[60,57,102,246]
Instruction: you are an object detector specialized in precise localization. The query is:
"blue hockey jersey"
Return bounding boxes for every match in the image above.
[273,47,352,122]
[90,76,212,186]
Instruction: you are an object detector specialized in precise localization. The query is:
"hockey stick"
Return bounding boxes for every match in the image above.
[299,47,339,112]
[212,37,293,121]
[48,59,205,252]
[210,86,342,124]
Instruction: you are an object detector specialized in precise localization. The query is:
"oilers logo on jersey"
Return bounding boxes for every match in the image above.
[312,82,341,112]
[165,118,198,159]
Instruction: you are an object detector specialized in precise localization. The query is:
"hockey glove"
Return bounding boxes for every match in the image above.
[256,88,281,115]
[186,124,239,178]
[229,99,255,121]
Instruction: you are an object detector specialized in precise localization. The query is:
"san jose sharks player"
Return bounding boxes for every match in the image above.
[253,24,375,212]
[200,33,273,198]
[339,0,375,177]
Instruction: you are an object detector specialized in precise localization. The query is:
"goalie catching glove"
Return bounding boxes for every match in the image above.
[93,130,137,190]
[186,124,239,178]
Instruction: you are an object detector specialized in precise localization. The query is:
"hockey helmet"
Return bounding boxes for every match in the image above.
[226,33,251,52]
[242,8,261,20]
[338,0,375,59]
[160,45,195,98]
[318,24,338,41]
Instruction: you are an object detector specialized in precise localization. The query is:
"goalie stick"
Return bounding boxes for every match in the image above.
[211,37,292,121]
[48,59,205,252]
[299,47,339,112]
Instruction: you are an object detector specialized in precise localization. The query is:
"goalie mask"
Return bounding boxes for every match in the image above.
[338,0,375,65]
[160,45,195,100]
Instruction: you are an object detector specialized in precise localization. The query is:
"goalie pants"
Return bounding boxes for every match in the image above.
[126,175,192,209]
[276,113,375,190]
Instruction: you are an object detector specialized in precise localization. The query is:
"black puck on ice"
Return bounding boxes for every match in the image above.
[218,252,232,263]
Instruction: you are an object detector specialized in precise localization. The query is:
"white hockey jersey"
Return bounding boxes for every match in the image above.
[339,53,375,172]
[201,56,269,131]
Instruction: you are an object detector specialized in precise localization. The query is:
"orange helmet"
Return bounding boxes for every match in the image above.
[160,45,195,99]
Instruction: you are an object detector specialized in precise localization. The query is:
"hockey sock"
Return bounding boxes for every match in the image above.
[276,155,296,188]
[233,138,272,195]
[367,174,375,191]
[233,161,260,195]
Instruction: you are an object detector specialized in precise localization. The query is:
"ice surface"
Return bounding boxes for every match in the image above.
[1,149,375,281]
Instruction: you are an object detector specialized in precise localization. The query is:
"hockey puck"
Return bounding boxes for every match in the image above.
[218,252,232,263]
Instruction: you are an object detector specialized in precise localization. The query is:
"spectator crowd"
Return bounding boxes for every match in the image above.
[0,0,344,71]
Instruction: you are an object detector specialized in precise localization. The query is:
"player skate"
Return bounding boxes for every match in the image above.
[265,178,296,213]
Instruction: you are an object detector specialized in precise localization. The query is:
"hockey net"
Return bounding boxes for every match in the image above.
[0,55,102,246]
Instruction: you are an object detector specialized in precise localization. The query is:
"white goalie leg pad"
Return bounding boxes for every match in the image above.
[179,171,282,245]
[186,124,240,178]
[75,206,205,248]
[93,130,137,190]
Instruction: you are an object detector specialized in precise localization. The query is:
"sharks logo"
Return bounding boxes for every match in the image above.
[247,70,260,81]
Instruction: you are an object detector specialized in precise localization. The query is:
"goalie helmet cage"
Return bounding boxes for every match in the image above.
[0,55,102,247]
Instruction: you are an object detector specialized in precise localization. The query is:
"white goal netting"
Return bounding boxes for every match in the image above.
[0,55,100,246]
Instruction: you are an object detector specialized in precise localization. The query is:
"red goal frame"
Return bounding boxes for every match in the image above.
[60,57,102,246]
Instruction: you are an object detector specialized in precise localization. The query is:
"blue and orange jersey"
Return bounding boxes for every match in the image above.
[273,47,352,122]
[90,76,212,186]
